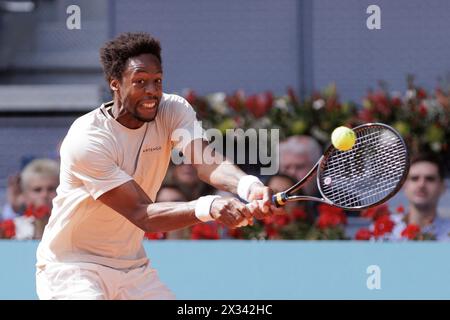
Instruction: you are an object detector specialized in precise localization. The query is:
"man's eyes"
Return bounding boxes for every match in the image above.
[133,79,162,85]
[32,187,57,193]
[409,176,438,182]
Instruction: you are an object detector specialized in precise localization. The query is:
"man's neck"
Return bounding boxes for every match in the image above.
[110,97,145,129]
[407,205,437,227]
[111,96,121,118]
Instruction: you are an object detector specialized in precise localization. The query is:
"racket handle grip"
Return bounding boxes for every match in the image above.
[272,192,288,207]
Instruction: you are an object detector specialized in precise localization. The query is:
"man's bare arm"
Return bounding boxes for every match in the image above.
[98,180,199,232]
[98,179,250,232]
[185,139,273,219]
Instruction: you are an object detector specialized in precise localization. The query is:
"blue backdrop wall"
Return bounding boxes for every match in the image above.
[112,0,450,101]
[2,240,450,300]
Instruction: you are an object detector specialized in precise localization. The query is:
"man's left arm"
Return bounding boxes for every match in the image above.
[185,139,273,219]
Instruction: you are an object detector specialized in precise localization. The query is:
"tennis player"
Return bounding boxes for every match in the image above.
[36,32,274,300]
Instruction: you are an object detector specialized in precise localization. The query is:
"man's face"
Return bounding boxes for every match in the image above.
[404,161,445,210]
[173,164,198,186]
[279,152,311,181]
[279,152,317,195]
[267,176,293,194]
[156,188,187,202]
[22,175,58,208]
[112,53,163,126]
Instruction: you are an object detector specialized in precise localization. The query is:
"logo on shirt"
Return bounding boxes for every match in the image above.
[143,146,162,153]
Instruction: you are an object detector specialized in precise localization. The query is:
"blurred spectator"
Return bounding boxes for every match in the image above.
[2,174,25,220]
[278,135,322,196]
[157,184,189,203]
[166,163,215,200]
[1,155,39,221]
[0,158,59,240]
[389,153,450,241]
[266,174,296,194]
[278,135,323,222]
[154,184,191,240]
[1,149,61,221]
[357,153,450,241]
[146,183,224,240]
[20,159,59,209]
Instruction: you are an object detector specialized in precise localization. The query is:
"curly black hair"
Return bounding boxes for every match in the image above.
[99,32,162,82]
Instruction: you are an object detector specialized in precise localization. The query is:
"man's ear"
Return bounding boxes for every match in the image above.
[110,79,120,92]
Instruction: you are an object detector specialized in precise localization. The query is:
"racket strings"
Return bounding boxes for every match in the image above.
[319,126,407,208]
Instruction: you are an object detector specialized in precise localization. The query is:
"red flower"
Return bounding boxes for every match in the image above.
[317,203,344,215]
[0,219,16,239]
[263,210,292,227]
[358,108,374,122]
[391,97,402,107]
[361,204,391,220]
[245,91,273,118]
[191,223,220,240]
[226,90,245,112]
[36,206,50,219]
[418,104,427,117]
[368,92,388,107]
[24,205,51,219]
[417,88,427,100]
[264,223,279,239]
[311,91,322,101]
[325,96,339,111]
[316,204,347,229]
[274,214,291,226]
[396,205,405,214]
[259,211,291,239]
[291,207,307,220]
[287,87,299,105]
[401,224,421,240]
[316,212,341,229]
[355,228,372,240]
[367,92,391,117]
[373,215,395,238]
[144,232,166,240]
[227,227,243,239]
[184,89,197,105]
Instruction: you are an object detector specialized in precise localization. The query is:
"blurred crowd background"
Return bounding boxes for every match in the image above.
[0,0,449,242]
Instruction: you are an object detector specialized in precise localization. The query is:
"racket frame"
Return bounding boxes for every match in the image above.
[273,123,409,210]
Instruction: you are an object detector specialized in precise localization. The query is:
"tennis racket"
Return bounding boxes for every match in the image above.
[272,123,409,210]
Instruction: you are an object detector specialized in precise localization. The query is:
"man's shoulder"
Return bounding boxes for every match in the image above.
[159,93,195,121]
[68,103,113,136]
[431,216,450,241]
[161,93,188,106]
[63,104,114,150]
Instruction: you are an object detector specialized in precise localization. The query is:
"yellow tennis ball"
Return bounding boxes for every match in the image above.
[331,126,356,151]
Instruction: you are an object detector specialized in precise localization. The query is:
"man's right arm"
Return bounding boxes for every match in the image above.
[98,179,251,233]
[66,129,251,233]
[98,179,197,232]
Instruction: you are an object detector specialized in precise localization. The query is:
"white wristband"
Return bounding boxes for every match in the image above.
[195,195,220,222]
[237,175,263,202]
